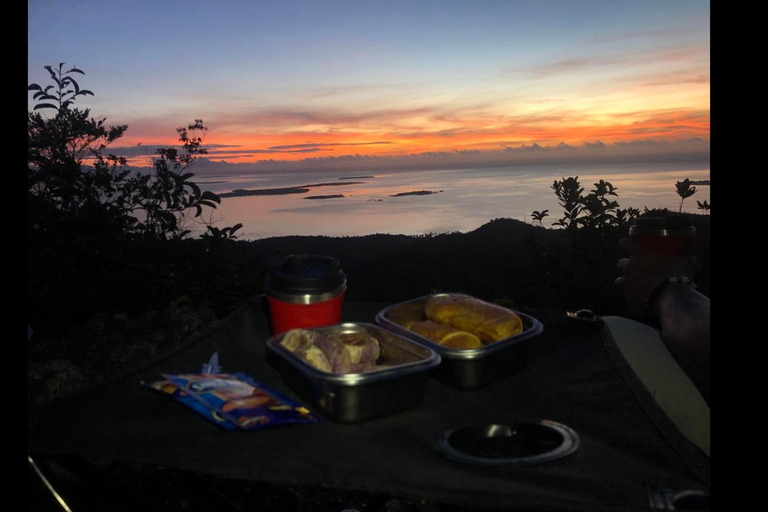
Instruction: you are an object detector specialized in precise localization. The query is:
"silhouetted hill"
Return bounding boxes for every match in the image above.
[242,218,593,310]
[29,215,710,404]
[240,215,709,315]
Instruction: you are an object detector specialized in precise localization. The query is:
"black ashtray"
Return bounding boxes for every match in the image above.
[434,420,579,467]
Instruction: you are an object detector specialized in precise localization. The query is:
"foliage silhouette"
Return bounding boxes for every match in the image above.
[28,64,250,336]
[202,223,245,241]
[29,63,94,112]
[675,178,697,213]
[549,176,634,231]
[528,176,652,312]
[696,200,710,214]
[28,63,238,241]
[551,176,584,231]
[531,209,549,226]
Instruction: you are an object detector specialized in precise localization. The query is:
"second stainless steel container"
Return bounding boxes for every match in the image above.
[266,322,441,423]
[376,293,544,390]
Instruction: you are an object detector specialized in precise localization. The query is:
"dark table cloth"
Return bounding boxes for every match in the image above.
[28,296,710,511]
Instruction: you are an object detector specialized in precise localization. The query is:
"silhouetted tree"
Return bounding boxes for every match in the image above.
[27,63,244,335]
[28,62,237,241]
[675,178,697,213]
[531,209,549,226]
[550,176,633,231]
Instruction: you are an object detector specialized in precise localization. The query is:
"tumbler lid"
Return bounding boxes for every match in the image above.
[265,254,346,301]
[629,216,696,237]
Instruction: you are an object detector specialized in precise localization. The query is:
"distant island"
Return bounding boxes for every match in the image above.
[219,181,365,198]
[305,194,345,200]
[220,186,310,197]
[340,175,374,179]
[218,183,445,200]
[388,190,443,197]
[690,180,710,185]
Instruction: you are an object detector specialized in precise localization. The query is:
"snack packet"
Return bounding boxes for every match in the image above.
[162,372,320,430]
[142,379,238,430]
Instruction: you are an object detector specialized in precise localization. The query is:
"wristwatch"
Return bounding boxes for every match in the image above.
[645,276,696,317]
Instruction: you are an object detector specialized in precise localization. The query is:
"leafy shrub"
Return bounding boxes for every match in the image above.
[27,64,247,335]
[28,63,238,242]
[675,178,697,213]
[550,176,638,231]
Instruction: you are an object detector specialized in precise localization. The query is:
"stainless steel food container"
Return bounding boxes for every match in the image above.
[266,322,441,423]
[375,293,543,390]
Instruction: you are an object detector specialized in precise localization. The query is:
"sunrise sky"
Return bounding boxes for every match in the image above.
[27,0,710,174]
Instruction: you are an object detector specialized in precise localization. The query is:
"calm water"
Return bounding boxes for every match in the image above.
[188,161,710,240]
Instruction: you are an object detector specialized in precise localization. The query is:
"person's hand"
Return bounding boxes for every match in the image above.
[615,238,696,316]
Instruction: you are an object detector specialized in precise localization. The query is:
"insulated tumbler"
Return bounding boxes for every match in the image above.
[628,216,696,257]
[265,254,347,335]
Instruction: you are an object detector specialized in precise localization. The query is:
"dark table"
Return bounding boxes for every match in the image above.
[28,296,710,511]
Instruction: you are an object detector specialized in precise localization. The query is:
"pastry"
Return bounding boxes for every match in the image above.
[407,320,483,349]
[335,332,381,371]
[280,329,380,373]
[425,294,523,344]
[280,328,318,352]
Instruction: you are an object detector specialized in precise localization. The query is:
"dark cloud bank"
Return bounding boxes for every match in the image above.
[118,138,709,176]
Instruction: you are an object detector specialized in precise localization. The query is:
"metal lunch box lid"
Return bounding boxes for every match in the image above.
[265,254,347,304]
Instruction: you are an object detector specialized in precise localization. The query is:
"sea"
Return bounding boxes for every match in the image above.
[188,161,711,241]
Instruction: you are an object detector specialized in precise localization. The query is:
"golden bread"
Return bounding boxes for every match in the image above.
[425,294,523,344]
[408,320,483,349]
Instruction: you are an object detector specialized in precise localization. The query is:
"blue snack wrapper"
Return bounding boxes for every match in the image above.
[162,372,320,430]
[142,379,238,430]
[200,352,221,374]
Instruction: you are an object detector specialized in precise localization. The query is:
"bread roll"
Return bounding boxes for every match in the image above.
[408,320,483,349]
[280,328,318,352]
[425,294,523,344]
[299,346,333,372]
[317,332,381,373]
[280,328,380,373]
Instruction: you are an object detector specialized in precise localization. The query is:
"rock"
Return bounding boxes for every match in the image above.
[28,359,86,405]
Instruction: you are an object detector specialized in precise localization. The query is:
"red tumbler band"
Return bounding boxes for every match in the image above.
[267,291,345,335]
[631,233,695,257]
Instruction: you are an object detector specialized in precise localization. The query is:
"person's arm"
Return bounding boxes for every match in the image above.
[615,238,710,405]
[650,282,710,405]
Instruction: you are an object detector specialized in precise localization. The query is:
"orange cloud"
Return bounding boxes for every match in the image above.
[176,103,708,164]
[112,90,709,166]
